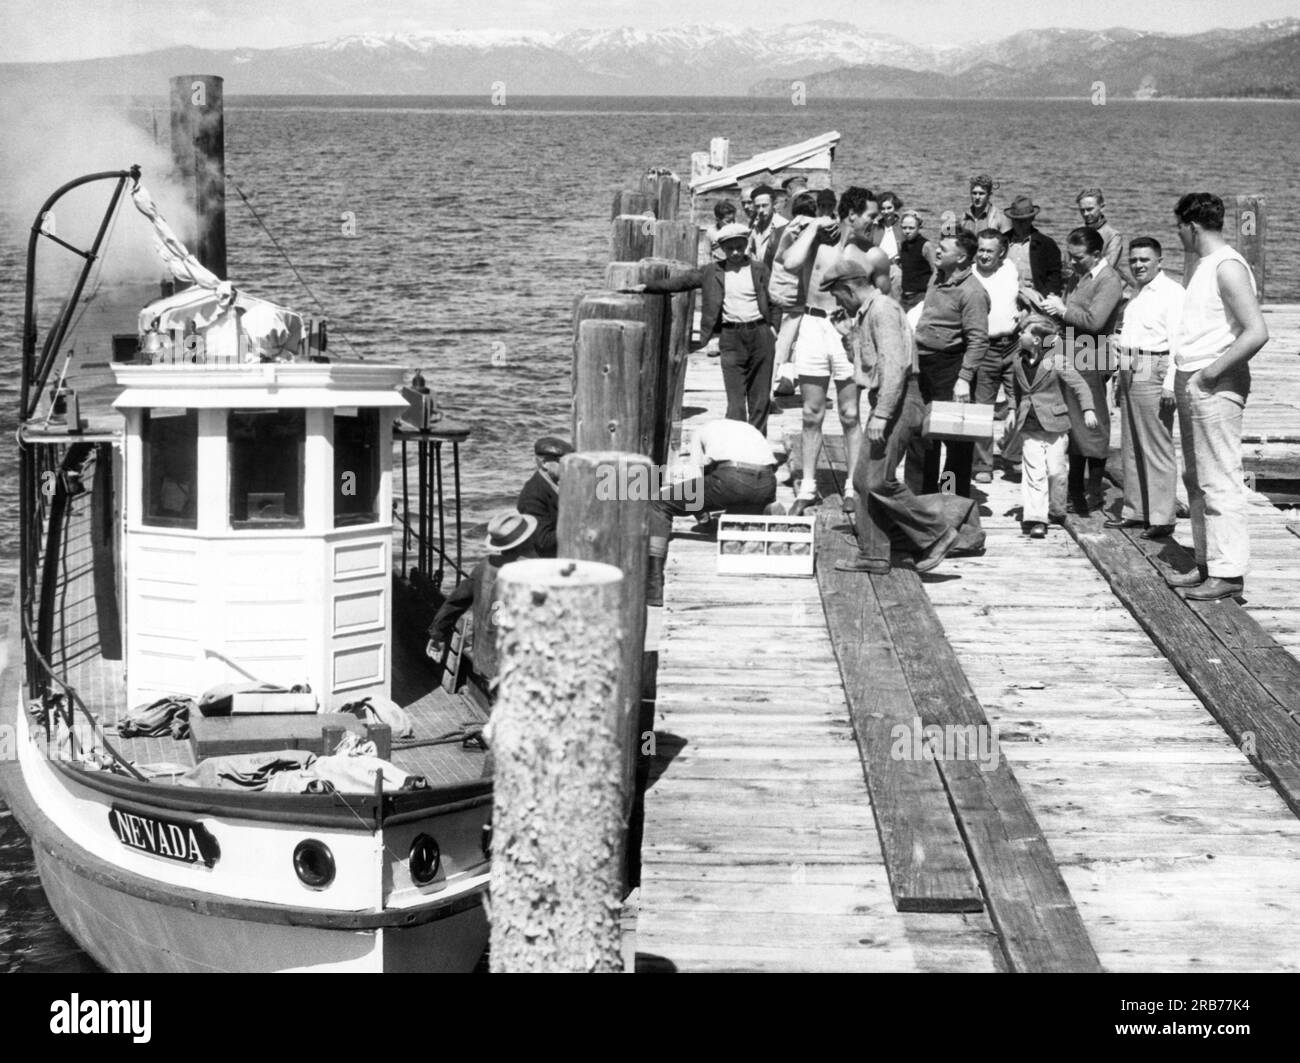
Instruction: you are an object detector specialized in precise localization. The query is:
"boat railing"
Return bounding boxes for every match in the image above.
[18,611,146,782]
[393,422,470,591]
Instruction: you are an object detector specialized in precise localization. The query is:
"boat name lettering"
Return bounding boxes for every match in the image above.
[108,805,220,867]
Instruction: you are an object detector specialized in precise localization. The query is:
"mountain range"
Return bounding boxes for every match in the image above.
[3,19,1299,98]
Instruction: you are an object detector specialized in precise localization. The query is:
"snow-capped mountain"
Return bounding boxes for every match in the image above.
[2,19,1297,98]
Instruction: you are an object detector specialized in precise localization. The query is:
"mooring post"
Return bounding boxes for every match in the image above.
[169,74,226,279]
[573,319,645,453]
[556,452,651,888]
[488,558,626,973]
[611,215,655,262]
[1230,194,1266,302]
[571,292,664,458]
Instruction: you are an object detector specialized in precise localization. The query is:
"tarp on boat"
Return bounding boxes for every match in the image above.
[131,182,305,362]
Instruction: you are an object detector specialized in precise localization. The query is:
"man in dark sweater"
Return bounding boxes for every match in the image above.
[905,230,991,499]
[516,435,573,558]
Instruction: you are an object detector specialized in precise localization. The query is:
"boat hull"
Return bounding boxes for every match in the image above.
[33,844,487,972]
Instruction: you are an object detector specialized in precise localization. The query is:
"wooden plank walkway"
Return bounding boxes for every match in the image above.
[636,354,1004,973]
[639,306,1300,971]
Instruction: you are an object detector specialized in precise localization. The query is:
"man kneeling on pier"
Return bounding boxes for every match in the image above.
[646,417,778,606]
[822,258,962,574]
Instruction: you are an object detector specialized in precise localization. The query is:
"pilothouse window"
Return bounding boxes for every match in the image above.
[228,409,305,528]
[142,408,198,528]
[334,408,380,527]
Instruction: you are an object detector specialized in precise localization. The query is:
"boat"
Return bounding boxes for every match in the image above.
[0,126,495,969]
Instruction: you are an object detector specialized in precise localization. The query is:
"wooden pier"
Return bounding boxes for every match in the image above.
[636,307,1300,973]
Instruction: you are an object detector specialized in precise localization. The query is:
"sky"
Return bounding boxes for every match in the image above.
[3,0,1298,62]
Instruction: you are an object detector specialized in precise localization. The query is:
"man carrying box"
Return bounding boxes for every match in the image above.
[822,258,960,575]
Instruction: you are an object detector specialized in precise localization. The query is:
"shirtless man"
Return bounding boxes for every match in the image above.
[779,186,887,515]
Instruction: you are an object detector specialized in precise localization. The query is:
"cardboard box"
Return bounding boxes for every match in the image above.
[717,514,816,576]
[923,401,996,442]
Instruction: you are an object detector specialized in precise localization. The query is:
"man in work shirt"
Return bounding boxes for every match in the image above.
[960,174,1010,237]
[822,258,959,574]
[1076,187,1136,290]
[1106,237,1185,540]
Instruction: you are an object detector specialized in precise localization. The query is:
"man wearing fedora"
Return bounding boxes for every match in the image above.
[1004,194,1063,299]
[633,223,778,433]
[426,511,538,681]
[517,435,574,558]
[960,175,1010,238]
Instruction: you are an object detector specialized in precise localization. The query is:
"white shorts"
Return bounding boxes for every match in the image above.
[793,314,854,383]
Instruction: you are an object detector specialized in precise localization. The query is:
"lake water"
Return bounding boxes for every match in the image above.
[1,94,1297,971]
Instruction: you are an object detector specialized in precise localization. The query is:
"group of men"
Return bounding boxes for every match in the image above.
[672,178,1270,601]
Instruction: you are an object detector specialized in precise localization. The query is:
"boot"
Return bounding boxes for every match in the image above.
[646,555,665,607]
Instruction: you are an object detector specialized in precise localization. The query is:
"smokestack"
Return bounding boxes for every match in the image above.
[169,74,226,279]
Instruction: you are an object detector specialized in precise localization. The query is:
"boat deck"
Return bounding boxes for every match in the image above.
[41,472,489,789]
[638,306,1300,972]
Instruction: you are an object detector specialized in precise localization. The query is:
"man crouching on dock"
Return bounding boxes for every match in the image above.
[823,258,959,575]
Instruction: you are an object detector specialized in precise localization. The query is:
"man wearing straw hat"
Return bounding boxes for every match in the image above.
[425,511,538,678]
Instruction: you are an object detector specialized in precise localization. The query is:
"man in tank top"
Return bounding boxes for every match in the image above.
[1163,193,1269,601]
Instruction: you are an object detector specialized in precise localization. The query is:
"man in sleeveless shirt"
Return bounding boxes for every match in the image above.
[1164,193,1269,600]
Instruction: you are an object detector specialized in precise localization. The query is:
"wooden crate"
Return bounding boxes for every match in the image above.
[923,401,996,442]
[716,514,815,576]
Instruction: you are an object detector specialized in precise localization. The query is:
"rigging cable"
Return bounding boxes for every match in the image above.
[226,173,364,360]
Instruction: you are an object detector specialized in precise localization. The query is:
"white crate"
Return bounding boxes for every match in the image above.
[716,514,816,576]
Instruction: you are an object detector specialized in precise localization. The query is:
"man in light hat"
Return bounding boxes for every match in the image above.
[517,435,573,558]
[821,258,960,574]
[426,511,538,680]
[960,175,1009,237]
[632,222,778,433]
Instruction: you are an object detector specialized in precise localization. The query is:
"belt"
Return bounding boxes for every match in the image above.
[805,306,830,319]
[714,461,774,473]
[989,332,1018,343]
[1119,347,1169,357]
[721,319,766,330]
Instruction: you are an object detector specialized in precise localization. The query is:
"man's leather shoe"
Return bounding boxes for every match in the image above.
[1164,565,1207,588]
[1028,522,1047,539]
[974,471,993,484]
[1184,576,1244,601]
[1066,494,1089,516]
[915,526,960,573]
[834,558,890,574]
[1142,525,1175,539]
[1103,518,1145,529]
[789,495,820,517]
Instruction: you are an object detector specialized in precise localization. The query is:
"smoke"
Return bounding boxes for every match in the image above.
[0,73,200,292]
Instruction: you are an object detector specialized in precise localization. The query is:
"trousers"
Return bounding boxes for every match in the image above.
[720,324,776,435]
[1019,429,1068,525]
[1176,366,1251,577]
[973,334,1018,475]
[852,377,951,564]
[907,347,973,498]
[650,465,776,540]
[1118,352,1177,526]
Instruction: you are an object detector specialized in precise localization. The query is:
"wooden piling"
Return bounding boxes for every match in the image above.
[573,319,645,453]
[641,170,681,221]
[611,215,655,262]
[169,74,226,279]
[572,292,664,458]
[556,453,651,861]
[488,558,626,973]
[1230,194,1266,301]
[651,219,698,265]
[612,190,657,219]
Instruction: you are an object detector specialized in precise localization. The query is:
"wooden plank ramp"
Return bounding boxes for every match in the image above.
[636,350,1004,972]
[771,350,1300,971]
